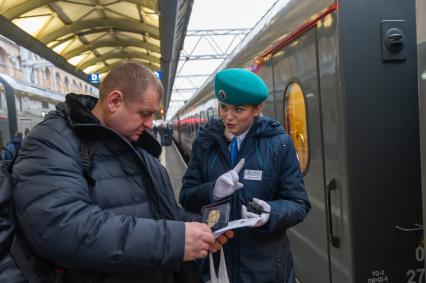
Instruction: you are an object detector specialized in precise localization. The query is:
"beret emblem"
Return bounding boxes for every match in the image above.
[218,89,227,101]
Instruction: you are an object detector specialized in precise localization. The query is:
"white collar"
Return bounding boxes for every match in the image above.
[224,125,251,150]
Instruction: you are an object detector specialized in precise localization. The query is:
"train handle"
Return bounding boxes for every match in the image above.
[326,178,340,248]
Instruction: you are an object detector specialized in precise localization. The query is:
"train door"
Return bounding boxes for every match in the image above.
[271,28,330,283]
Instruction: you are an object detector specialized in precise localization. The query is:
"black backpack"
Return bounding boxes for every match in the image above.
[0,142,93,283]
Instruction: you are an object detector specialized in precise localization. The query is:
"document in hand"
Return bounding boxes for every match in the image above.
[201,199,231,231]
[213,217,261,239]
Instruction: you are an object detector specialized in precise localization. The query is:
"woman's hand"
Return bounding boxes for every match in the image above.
[241,198,271,227]
[213,159,245,199]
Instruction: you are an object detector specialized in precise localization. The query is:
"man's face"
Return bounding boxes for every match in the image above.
[219,103,261,136]
[106,86,161,142]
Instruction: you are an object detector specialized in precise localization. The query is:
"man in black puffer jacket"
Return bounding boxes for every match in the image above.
[12,62,223,282]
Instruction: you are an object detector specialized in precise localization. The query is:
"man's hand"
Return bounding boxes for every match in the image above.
[183,222,214,261]
[213,159,245,200]
[241,198,271,227]
[210,230,234,253]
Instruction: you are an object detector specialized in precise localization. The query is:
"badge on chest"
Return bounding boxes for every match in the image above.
[243,169,263,181]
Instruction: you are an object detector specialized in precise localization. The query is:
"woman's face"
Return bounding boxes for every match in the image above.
[219,103,262,136]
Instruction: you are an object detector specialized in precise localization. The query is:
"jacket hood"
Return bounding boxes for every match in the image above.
[11,135,23,145]
[48,93,162,158]
[197,116,284,149]
[45,93,98,124]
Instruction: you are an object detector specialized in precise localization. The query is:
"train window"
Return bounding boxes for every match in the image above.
[207,107,214,119]
[195,113,199,134]
[284,82,309,173]
[192,115,196,134]
[200,111,206,126]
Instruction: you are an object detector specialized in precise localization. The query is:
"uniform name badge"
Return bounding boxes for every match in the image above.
[244,169,263,181]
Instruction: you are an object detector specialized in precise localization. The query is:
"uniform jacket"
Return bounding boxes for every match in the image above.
[12,94,193,283]
[4,135,23,160]
[180,116,311,283]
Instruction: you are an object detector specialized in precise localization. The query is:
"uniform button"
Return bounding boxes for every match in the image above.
[277,258,282,263]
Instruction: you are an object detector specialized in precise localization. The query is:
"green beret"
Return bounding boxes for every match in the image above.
[215,68,268,105]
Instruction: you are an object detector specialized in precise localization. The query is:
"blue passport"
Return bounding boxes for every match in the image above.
[201,199,231,231]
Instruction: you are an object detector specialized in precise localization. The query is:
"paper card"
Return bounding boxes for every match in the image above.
[213,217,261,239]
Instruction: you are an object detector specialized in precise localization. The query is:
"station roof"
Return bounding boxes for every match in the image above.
[0,0,193,108]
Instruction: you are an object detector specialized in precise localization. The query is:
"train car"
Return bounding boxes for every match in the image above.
[0,74,66,148]
[171,0,422,282]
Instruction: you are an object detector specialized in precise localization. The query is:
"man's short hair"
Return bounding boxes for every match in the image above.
[99,61,163,102]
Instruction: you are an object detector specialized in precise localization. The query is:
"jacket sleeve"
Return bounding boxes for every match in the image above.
[3,143,14,160]
[179,139,215,213]
[12,122,185,272]
[263,135,311,234]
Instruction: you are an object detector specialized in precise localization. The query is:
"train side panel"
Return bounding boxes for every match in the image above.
[338,0,421,281]
[270,26,332,282]
[317,11,352,283]
[418,0,426,272]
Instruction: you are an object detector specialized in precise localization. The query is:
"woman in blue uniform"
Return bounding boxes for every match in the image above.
[179,68,311,283]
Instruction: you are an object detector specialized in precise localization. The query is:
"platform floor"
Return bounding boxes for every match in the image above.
[159,140,187,201]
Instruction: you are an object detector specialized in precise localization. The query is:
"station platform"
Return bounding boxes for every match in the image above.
[159,140,187,201]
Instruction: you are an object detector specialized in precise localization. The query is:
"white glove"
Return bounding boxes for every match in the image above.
[213,159,245,200]
[241,198,271,227]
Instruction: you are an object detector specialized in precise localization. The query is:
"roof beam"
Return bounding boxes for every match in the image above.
[39,18,159,44]
[2,0,57,20]
[159,0,194,111]
[0,15,92,85]
[123,0,158,12]
[78,51,160,70]
[2,0,158,20]
[49,29,121,49]
[95,60,157,74]
[63,39,160,59]
[180,54,229,60]
[48,2,72,25]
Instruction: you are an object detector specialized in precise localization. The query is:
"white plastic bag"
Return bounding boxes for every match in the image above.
[208,247,230,283]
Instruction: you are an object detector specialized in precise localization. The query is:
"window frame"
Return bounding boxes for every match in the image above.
[207,107,214,119]
[283,79,310,175]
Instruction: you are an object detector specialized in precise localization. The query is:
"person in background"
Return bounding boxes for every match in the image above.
[4,131,23,160]
[159,123,166,145]
[153,124,159,139]
[12,62,232,283]
[179,68,310,283]
[164,124,173,146]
